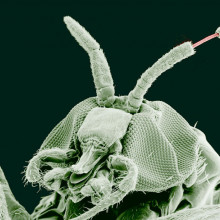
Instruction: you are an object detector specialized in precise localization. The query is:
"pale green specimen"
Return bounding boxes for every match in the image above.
[64,16,115,107]
[23,17,220,220]
[1,16,220,220]
[127,41,195,113]
[0,185,10,220]
[158,204,220,220]
[0,167,31,220]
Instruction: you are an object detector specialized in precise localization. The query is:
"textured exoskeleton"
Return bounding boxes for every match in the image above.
[1,17,220,220]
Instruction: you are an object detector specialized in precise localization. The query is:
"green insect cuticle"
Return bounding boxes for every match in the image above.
[1,16,220,220]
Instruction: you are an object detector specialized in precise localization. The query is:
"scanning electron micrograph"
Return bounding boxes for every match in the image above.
[1,16,220,220]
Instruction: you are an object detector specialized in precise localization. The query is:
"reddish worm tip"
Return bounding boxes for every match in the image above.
[193,32,219,48]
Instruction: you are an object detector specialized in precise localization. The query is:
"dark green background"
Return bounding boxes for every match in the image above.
[1,0,220,214]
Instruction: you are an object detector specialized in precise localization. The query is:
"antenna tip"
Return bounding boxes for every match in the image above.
[63,16,72,24]
[215,27,220,38]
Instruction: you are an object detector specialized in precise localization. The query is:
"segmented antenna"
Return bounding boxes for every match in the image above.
[127,42,195,113]
[127,27,220,113]
[63,16,115,107]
